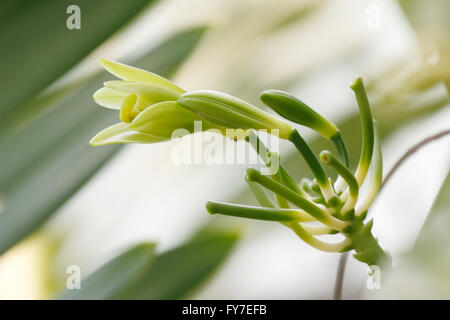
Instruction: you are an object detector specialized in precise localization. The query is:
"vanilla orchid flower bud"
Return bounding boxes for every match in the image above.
[91,59,225,145]
[129,101,224,138]
[177,90,293,139]
[260,90,349,167]
[260,90,339,139]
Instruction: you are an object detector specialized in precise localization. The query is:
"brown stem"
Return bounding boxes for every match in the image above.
[333,128,450,300]
[333,252,348,299]
[381,128,450,190]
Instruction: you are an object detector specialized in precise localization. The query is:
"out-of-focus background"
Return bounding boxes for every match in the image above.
[0,0,449,299]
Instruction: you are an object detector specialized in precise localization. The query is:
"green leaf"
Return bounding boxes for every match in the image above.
[412,168,450,264]
[127,231,239,299]
[59,243,156,300]
[0,78,87,137]
[369,168,450,299]
[0,27,207,255]
[0,0,156,118]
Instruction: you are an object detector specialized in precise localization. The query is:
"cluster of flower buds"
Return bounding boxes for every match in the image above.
[90,59,292,146]
[91,60,390,268]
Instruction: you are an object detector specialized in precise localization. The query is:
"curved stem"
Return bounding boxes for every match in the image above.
[246,130,302,194]
[246,179,276,208]
[334,252,348,300]
[331,132,350,168]
[320,150,359,215]
[246,168,349,230]
[381,128,450,190]
[355,121,382,216]
[301,223,334,235]
[351,78,374,186]
[289,129,336,202]
[287,223,351,253]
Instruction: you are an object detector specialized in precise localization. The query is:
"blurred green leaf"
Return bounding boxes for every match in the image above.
[59,243,156,300]
[58,230,239,300]
[412,168,450,266]
[398,0,450,91]
[0,27,207,255]
[127,231,239,299]
[0,78,87,137]
[370,168,450,299]
[398,0,450,31]
[0,0,155,118]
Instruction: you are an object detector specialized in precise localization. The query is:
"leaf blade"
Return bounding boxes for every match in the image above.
[127,232,239,299]
[59,243,156,300]
[0,27,207,255]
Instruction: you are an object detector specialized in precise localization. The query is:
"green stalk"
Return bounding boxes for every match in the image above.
[288,223,351,252]
[320,150,358,216]
[356,121,382,216]
[300,178,315,195]
[351,78,375,186]
[301,224,334,235]
[245,178,276,208]
[246,169,349,230]
[288,129,336,202]
[245,130,304,195]
[273,173,291,208]
[330,132,350,168]
[206,201,314,222]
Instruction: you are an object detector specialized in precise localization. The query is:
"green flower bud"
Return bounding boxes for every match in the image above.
[177,90,293,139]
[89,122,168,146]
[92,59,236,146]
[260,90,339,139]
[261,90,351,167]
[129,101,224,138]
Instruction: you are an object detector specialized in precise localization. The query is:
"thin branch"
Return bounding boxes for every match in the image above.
[333,128,450,300]
[381,128,450,190]
[333,252,348,300]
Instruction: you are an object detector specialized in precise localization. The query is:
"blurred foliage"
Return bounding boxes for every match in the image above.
[372,169,450,299]
[59,243,156,300]
[0,0,154,119]
[0,27,206,256]
[59,230,239,299]
[0,0,156,254]
[398,0,450,90]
